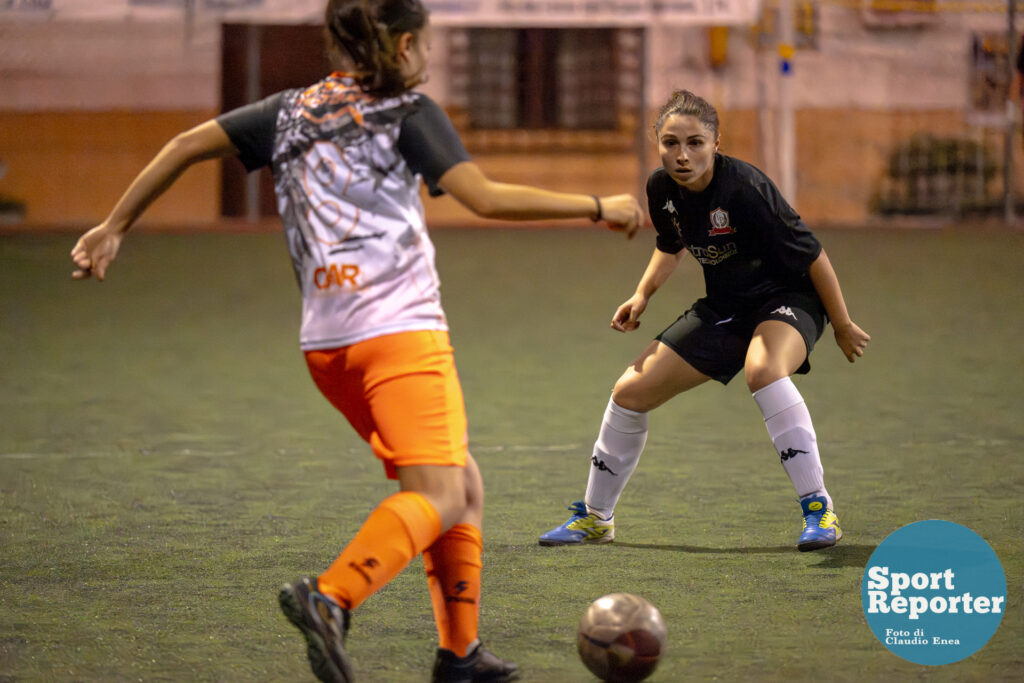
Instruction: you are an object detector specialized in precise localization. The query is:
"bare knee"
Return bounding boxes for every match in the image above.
[611,377,654,413]
[462,454,484,520]
[428,455,484,530]
[610,341,708,411]
[426,484,468,531]
[745,365,787,393]
[397,465,468,531]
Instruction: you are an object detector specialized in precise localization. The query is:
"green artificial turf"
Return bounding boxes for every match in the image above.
[1,226,1021,681]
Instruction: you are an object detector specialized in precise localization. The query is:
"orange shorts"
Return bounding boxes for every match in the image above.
[304,330,468,479]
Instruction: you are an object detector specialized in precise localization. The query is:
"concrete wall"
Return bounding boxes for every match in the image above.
[0,110,219,226]
[0,6,1018,227]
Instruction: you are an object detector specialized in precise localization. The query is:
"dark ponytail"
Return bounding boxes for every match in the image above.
[324,0,429,97]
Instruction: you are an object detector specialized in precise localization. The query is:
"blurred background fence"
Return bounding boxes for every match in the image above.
[1,0,1023,228]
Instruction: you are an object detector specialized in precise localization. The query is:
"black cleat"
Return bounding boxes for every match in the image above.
[278,577,354,683]
[431,642,520,683]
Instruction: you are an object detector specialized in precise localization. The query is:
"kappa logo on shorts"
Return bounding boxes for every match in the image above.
[771,305,798,320]
[708,208,736,236]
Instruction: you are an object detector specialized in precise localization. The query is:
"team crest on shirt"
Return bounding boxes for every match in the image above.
[708,207,736,236]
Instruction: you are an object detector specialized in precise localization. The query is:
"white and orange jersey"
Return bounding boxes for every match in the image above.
[217,74,470,350]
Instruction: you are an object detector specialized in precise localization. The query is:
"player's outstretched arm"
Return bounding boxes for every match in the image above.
[437,161,643,238]
[808,248,870,362]
[71,120,238,281]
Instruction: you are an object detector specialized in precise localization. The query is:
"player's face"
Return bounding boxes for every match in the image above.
[399,24,432,88]
[657,114,719,192]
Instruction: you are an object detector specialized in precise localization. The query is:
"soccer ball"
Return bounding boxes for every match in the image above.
[577,593,667,683]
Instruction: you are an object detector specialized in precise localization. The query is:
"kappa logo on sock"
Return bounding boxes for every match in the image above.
[591,455,618,475]
[780,447,808,462]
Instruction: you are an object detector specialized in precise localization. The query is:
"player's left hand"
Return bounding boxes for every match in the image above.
[71,224,123,281]
[834,320,870,362]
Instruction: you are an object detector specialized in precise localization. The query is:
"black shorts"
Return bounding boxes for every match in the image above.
[654,293,827,385]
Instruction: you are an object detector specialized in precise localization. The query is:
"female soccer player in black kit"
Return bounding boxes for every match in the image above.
[539,90,870,552]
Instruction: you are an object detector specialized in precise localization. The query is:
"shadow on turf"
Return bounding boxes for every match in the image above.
[609,542,876,568]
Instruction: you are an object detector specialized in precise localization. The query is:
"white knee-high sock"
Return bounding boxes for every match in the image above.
[584,398,649,519]
[752,377,831,508]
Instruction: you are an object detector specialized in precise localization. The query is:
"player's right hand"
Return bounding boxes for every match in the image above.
[610,293,647,332]
[71,224,123,281]
[599,194,643,240]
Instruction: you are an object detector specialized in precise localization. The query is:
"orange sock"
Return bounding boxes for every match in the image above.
[423,523,483,657]
[317,491,442,610]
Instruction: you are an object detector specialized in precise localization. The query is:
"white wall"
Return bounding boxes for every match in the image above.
[0,6,1012,112]
[645,6,1008,114]
[0,17,221,110]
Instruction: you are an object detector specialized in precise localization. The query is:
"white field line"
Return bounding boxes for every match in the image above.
[472,443,580,453]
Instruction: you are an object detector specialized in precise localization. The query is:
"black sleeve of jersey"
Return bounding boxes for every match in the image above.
[646,170,686,254]
[398,94,471,196]
[215,92,285,172]
[746,179,821,272]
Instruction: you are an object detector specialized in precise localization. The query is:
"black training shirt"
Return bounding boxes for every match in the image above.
[646,154,822,315]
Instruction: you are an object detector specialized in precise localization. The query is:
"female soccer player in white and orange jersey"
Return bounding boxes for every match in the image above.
[538,90,870,554]
[70,2,642,681]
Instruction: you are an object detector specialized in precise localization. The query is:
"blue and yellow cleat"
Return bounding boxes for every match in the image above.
[797,495,842,552]
[538,501,614,546]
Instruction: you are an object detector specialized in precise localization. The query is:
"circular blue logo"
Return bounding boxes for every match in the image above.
[862,520,1006,665]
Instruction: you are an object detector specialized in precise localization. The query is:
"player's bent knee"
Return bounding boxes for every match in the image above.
[610,384,656,413]
[463,457,484,513]
[425,488,471,531]
[398,464,471,528]
[745,366,787,393]
[610,382,636,410]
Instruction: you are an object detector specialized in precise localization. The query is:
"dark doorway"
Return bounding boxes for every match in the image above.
[220,23,331,219]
